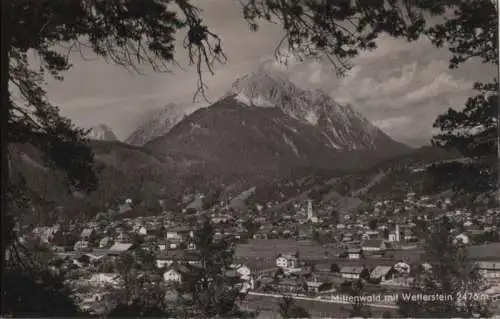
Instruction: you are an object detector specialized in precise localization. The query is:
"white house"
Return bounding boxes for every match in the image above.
[347,248,362,260]
[108,242,133,256]
[230,264,254,292]
[362,230,380,240]
[454,233,470,245]
[340,266,367,280]
[99,237,112,249]
[138,226,147,236]
[89,273,121,287]
[109,242,133,252]
[362,239,387,252]
[163,268,182,283]
[233,264,252,281]
[33,226,59,243]
[276,254,299,269]
[166,226,191,241]
[394,262,411,274]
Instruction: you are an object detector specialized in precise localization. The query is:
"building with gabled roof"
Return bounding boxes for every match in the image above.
[107,242,133,256]
[370,266,396,282]
[362,239,387,252]
[340,266,369,280]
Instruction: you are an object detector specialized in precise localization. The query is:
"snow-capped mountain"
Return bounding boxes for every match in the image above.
[126,102,203,146]
[88,124,117,141]
[144,67,410,196]
[229,65,398,151]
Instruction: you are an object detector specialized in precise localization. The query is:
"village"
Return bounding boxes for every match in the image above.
[24,191,500,316]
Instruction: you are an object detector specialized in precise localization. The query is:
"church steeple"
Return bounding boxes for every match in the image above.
[307,199,313,220]
[395,223,400,242]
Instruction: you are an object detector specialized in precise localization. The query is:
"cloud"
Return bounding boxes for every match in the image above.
[276,34,495,146]
[44,1,495,145]
[326,58,479,145]
[308,61,322,84]
[402,73,471,105]
[373,116,412,131]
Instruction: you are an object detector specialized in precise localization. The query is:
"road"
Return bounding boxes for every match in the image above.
[240,293,398,319]
[241,291,399,318]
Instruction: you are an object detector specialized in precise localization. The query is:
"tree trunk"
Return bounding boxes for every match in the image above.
[1,0,12,266]
[497,1,500,206]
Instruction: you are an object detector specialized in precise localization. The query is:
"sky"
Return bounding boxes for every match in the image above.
[45,0,496,147]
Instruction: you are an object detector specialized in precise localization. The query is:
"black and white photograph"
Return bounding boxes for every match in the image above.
[1,0,499,318]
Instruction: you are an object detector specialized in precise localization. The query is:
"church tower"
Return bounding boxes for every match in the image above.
[307,199,314,220]
[395,223,400,242]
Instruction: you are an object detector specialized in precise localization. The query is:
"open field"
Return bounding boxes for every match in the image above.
[235,239,500,268]
[235,239,340,261]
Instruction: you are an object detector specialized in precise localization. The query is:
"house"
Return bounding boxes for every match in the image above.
[403,228,416,241]
[156,251,201,269]
[187,241,196,250]
[230,264,254,292]
[74,240,89,251]
[107,242,133,256]
[454,233,470,245]
[167,241,180,250]
[477,260,500,284]
[362,239,387,252]
[163,265,185,283]
[81,228,94,240]
[166,226,191,240]
[393,262,411,274]
[362,230,380,240]
[89,273,121,287]
[232,264,252,281]
[137,226,147,236]
[370,266,396,282]
[276,253,299,269]
[340,266,368,280]
[342,233,353,243]
[157,251,182,268]
[99,237,112,249]
[305,281,330,293]
[347,248,362,260]
[33,226,59,243]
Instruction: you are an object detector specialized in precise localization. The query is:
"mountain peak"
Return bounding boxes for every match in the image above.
[227,66,406,151]
[231,66,292,98]
[126,102,203,146]
[88,124,117,141]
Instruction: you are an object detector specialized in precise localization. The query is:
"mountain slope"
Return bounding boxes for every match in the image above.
[88,124,117,141]
[146,95,348,171]
[126,103,202,146]
[11,141,181,224]
[144,67,409,187]
[143,70,410,197]
[244,146,465,214]
[230,66,409,154]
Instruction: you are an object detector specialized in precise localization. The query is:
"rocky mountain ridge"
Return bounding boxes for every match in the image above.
[126,102,203,146]
[88,124,117,141]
